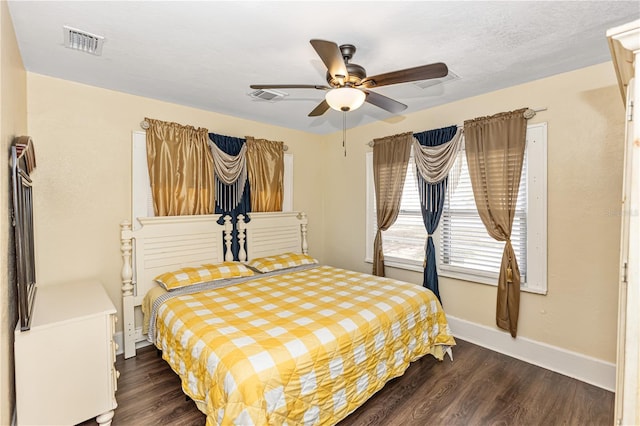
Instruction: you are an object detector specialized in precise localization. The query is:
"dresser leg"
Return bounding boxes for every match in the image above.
[96,410,115,426]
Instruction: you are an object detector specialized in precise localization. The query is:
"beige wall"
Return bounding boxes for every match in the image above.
[26,73,327,334]
[0,0,27,423]
[322,62,624,363]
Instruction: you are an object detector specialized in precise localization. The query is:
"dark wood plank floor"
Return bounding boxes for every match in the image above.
[90,339,613,426]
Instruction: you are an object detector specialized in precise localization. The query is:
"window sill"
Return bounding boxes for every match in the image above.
[364,258,547,295]
[364,257,423,273]
[439,268,547,295]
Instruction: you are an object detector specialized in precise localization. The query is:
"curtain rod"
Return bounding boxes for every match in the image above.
[139,120,288,151]
[366,107,547,147]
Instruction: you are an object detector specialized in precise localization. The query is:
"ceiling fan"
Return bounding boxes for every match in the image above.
[250,39,449,117]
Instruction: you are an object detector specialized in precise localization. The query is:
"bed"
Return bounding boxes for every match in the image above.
[120,212,455,425]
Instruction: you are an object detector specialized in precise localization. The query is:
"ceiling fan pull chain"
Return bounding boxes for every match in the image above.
[343,112,347,157]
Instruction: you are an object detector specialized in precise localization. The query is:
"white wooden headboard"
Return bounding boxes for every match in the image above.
[120,211,308,358]
[242,212,309,259]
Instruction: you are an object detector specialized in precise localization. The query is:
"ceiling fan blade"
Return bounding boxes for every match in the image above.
[308,100,330,117]
[363,90,407,114]
[310,39,348,82]
[250,84,330,90]
[360,62,448,88]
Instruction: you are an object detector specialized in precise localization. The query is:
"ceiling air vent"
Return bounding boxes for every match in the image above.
[248,89,288,102]
[413,70,460,89]
[63,25,105,56]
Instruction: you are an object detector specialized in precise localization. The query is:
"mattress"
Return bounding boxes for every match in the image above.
[146,264,455,425]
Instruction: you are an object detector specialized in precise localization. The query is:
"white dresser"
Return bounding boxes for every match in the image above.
[14,280,118,426]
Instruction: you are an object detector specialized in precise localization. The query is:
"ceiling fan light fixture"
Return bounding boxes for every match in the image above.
[325,87,366,112]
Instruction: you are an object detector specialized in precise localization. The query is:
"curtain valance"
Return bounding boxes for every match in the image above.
[208,136,248,213]
[412,127,463,183]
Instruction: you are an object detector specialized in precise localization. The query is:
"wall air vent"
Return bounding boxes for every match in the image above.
[413,70,460,89]
[248,89,288,102]
[63,25,105,56]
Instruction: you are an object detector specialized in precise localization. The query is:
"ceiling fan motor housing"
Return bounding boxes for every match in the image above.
[326,63,367,87]
[326,43,367,87]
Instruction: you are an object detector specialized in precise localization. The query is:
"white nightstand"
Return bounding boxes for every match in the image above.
[14,280,118,425]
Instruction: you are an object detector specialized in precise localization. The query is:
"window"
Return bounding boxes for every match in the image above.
[366,123,547,294]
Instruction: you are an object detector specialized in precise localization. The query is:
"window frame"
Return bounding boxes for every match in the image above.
[365,122,547,294]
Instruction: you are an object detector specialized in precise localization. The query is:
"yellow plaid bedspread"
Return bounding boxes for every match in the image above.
[154,265,455,425]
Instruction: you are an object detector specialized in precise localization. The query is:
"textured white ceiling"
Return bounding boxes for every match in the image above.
[7,1,640,134]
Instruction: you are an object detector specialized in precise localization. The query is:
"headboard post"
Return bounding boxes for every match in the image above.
[120,220,136,358]
[120,220,134,297]
[237,214,247,262]
[223,215,233,261]
[298,212,309,255]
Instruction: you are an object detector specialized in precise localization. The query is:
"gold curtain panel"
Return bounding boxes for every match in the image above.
[464,108,528,337]
[371,132,413,277]
[246,137,284,212]
[145,118,214,216]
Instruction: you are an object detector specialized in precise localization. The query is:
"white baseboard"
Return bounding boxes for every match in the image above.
[114,328,152,356]
[447,315,616,391]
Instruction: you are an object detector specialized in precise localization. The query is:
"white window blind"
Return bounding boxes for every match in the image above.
[439,148,527,283]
